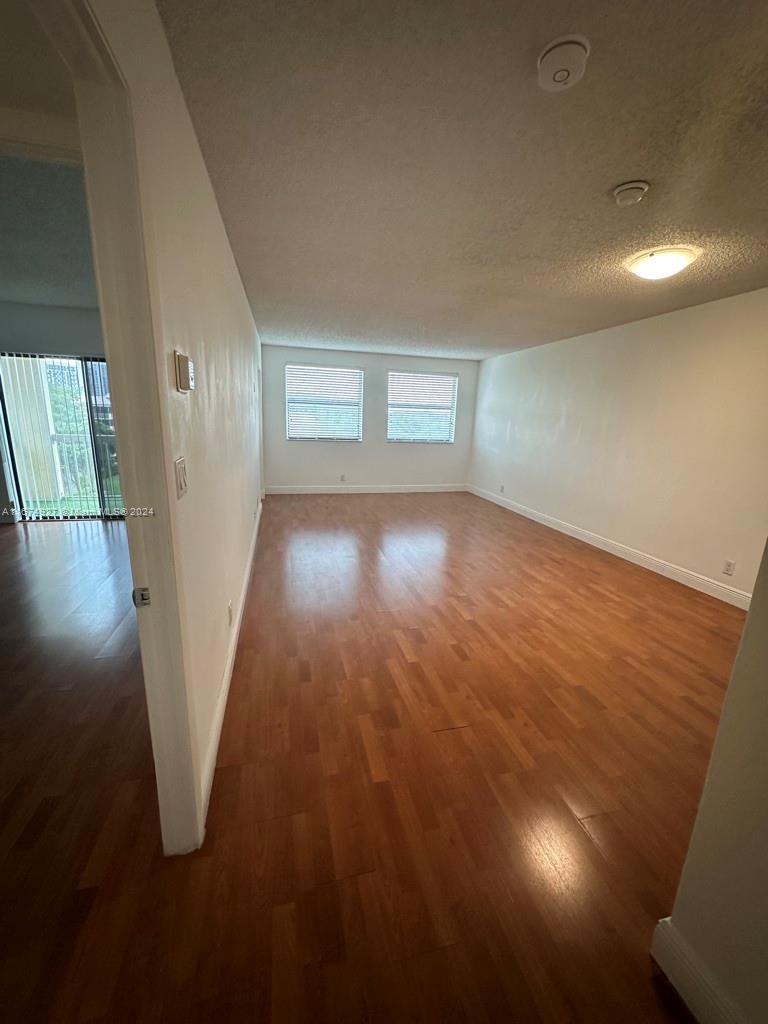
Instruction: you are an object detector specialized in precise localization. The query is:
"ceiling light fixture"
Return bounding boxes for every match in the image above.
[626,247,699,280]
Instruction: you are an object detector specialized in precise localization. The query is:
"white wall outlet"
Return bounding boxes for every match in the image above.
[340,473,346,482]
[499,484,505,494]
[723,560,736,577]
[227,600,233,626]
[174,456,188,498]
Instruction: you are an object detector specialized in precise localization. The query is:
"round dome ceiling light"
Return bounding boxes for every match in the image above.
[537,36,591,92]
[613,181,650,206]
[626,247,699,280]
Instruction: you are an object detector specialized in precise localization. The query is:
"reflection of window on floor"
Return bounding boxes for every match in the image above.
[0,352,124,520]
[285,529,360,611]
[377,527,448,601]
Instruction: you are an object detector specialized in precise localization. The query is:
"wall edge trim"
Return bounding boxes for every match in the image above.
[266,484,467,494]
[651,918,747,1024]
[468,485,752,610]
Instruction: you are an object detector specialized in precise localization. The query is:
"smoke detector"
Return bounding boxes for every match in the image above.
[613,181,650,206]
[537,36,590,92]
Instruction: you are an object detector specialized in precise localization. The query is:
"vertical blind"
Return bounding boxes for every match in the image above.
[0,352,123,519]
[285,364,364,440]
[387,371,458,443]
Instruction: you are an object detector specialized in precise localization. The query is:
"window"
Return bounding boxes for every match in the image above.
[285,364,364,440]
[387,371,458,443]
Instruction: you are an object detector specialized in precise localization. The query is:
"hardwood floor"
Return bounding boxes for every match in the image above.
[0,520,155,1022]
[0,495,746,1022]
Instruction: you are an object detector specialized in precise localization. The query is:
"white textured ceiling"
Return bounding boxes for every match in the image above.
[158,0,768,358]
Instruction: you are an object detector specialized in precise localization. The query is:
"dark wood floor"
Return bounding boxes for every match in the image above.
[0,495,746,1022]
[0,519,155,1022]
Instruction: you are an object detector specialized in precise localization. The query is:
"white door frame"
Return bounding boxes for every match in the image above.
[31,0,203,854]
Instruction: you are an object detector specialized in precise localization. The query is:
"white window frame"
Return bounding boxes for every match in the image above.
[284,362,364,441]
[386,370,459,444]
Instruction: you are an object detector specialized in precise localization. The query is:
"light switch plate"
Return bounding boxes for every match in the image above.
[174,456,188,498]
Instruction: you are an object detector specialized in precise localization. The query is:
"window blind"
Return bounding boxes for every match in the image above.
[285,364,364,440]
[0,352,123,519]
[387,371,458,443]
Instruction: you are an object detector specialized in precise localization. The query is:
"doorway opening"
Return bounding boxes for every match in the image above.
[0,351,123,520]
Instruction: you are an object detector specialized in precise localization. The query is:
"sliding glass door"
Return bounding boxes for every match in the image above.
[82,359,123,516]
[0,353,123,520]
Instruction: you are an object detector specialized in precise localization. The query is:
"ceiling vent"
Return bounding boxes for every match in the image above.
[537,36,590,92]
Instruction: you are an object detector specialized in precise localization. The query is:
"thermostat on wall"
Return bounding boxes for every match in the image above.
[174,350,195,392]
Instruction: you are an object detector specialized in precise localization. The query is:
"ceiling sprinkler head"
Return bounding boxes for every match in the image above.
[537,36,590,92]
[613,181,650,206]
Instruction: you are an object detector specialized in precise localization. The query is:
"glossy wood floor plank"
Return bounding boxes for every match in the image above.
[0,495,745,1021]
[0,521,154,1023]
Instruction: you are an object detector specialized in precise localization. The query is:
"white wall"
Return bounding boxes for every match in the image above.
[262,345,477,491]
[0,300,103,354]
[652,536,768,1023]
[468,288,768,604]
[85,0,262,834]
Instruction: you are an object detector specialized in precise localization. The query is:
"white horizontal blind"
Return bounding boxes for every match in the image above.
[387,371,458,443]
[285,364,364,440]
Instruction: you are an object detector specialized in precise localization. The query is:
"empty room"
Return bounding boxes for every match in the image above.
[1,1,767,1022]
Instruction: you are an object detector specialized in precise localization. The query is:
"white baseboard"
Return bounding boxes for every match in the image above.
[651,918,746,1024]
[266,483,466,495]
[468,485,751,610]
[199,500,263,821]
